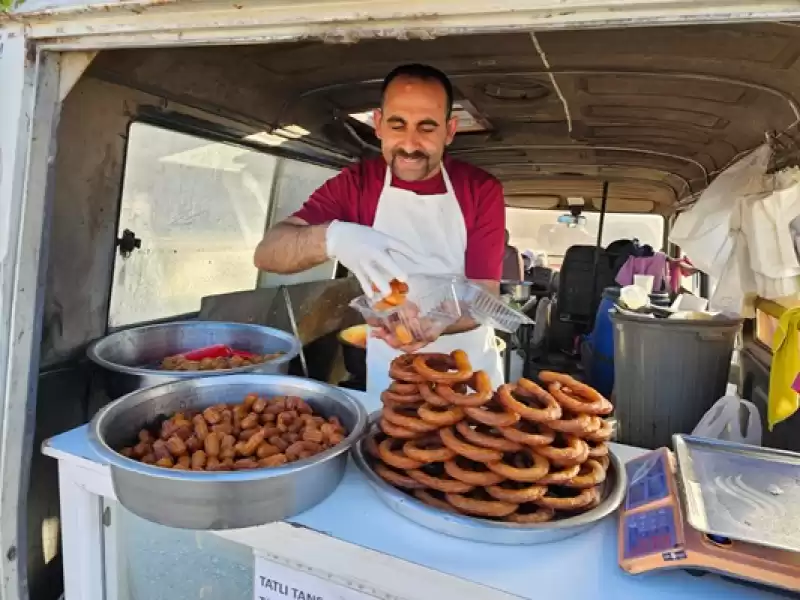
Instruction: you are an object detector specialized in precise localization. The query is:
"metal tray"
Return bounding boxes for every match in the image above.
[351,422,627,545]
[673,434,800,553]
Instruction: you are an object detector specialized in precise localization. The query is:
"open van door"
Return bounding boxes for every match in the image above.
[0,25,63,600]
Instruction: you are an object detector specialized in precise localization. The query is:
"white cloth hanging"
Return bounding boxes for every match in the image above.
[670,143,800,315]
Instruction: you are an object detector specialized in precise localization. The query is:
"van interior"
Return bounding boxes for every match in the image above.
[29,21,800,599]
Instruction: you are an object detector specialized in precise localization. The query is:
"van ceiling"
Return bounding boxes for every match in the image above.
[87,22,800,214]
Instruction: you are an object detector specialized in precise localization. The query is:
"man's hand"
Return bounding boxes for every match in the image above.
[326,220,423,297]
[371,326,430,353]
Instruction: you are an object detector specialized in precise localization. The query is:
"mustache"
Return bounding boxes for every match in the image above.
[393,149,429,160]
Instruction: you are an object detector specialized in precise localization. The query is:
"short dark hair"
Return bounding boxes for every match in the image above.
[381,64,454,118]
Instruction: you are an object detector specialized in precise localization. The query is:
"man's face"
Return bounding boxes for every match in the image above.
[373,75,458,182]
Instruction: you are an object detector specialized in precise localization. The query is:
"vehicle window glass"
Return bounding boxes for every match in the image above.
[108,123,278,328]
[258,159,339,288]
[506,207,665,268]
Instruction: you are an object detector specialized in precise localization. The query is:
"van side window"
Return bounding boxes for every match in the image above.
[257,158,339,288]
[108,123,279,328]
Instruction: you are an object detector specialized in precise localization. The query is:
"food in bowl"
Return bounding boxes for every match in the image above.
[118,393,347,471]
[159,345,285,371]
[339,324,369,349]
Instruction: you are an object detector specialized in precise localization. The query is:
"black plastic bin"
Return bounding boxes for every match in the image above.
[610,310,742,449]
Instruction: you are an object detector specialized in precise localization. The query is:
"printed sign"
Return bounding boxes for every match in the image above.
[254,554,376,600]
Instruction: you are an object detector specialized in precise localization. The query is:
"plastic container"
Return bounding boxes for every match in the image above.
[350,275,533,342]
[349,276,463,344]
[610,310,742,450]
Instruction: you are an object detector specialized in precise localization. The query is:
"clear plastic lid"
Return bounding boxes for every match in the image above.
[452,279,534,333]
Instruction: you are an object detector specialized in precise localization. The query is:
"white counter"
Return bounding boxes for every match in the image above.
[43,390,788,600]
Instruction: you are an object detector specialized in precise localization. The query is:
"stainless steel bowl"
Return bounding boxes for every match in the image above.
[87,321,301,399]
[89,373,368,530]
[352,418,627,545]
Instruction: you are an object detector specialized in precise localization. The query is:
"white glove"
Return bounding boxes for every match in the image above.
[326,220,420,297]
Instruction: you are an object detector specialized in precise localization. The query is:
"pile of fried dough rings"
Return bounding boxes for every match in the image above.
[365,350,615,524]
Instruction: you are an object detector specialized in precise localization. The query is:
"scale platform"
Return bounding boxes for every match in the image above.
[618,441,800,594]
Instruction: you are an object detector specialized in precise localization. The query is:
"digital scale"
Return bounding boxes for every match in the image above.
[618,436,800,594]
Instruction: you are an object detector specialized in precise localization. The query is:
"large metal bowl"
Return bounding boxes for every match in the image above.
[87,321,301,399]
[88,373,368,530]
[352,418,627,545]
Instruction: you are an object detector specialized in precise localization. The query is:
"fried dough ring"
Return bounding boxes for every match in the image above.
[381,388,423,404]
[389,355,426,383]
[497,380,562,423]
[533,434,589,467]
[537,486,599,511]
[587,440,609,459]
[546,407,601,435]
[504,505,555,524]
[417,403,465,427]
[499,420,555,447]
[598,455,610,471]
[455,421,523,452]
[439,426,503,463]
[402,435,456,463]
[463,400,520,428]
[486,481,547,503]
[550,383,613,417]
[435,371,494,407]
[417,382,452,408]
[374,461,426,489]
[383,404,439,433]
[562,459,606,489]
[537,463,581,485]
[584,419,614,442]
[443,456,507,486]
[445,490,518,518]
[379,418,424,439]
[388,381,419,394]
[378,438,425,470]
[412,351,473,384]
[413,489,459,513]
[407,466,475,494]
[486,449,550,482]
[539,372,613,416]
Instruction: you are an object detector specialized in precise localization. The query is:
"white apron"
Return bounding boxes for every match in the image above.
[366,164,504,398]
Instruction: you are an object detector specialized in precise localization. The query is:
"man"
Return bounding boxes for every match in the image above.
[254,64,506,396]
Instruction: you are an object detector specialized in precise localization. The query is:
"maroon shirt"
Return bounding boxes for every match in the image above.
[293,156,506,280]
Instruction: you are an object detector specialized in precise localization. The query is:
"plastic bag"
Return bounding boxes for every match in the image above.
[691,395,762,446]
[670,145,772,277]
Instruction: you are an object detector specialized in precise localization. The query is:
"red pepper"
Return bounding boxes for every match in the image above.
[182,344,232,361]
[230,349,260,361]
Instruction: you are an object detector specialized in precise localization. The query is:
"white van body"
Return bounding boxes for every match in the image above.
[2,2,800,599]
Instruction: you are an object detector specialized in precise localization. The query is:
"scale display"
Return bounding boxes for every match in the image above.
[625,452,669,510]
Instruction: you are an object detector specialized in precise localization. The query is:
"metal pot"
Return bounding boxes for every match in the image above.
[500,280,533,303]
[338,324,367,381]
[87,321,301,399]
[88,373,368,530]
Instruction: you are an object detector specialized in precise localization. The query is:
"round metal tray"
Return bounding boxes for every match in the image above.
[351,422,627,545]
